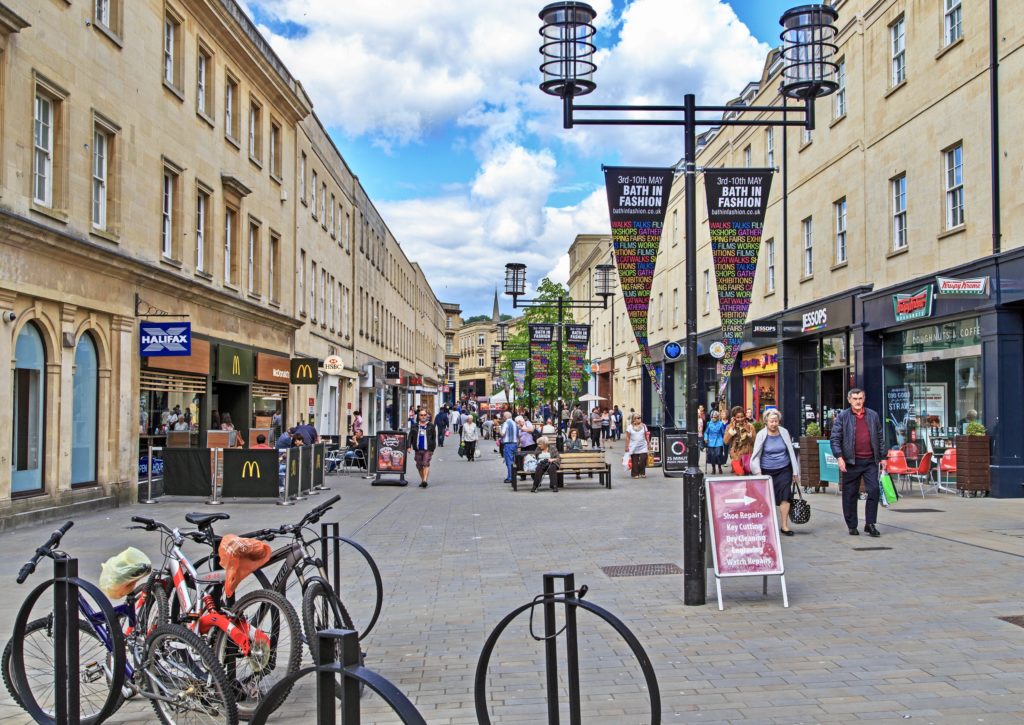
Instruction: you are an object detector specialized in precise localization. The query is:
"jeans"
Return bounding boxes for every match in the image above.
[502,443,517,481]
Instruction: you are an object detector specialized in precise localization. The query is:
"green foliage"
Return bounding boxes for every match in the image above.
[496,278,590,409]
[752,420,765,433]
[965,420,987,436]
[463,314,491,324]
[804,422,821,437]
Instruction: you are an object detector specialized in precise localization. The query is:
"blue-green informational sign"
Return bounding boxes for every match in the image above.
[817,439,840,484]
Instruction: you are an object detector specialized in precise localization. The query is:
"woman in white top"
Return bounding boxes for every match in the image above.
[625,414,650,478]
[461,414,480,462]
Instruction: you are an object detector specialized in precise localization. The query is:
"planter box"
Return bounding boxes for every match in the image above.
[954,435,990,493]
[799,436,826,491]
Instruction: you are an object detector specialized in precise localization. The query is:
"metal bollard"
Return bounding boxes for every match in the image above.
[206,448,223,505]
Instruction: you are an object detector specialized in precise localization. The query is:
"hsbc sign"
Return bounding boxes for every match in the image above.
[139,322,192,357]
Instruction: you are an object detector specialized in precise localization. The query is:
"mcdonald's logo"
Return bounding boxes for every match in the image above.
[290,357,318,384]
[241,460,261,478]
[232,355,241,377]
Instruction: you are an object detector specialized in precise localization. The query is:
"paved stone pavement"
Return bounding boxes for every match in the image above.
[1,440,1024,724]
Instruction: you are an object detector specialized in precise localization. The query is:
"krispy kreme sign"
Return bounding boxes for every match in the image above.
[936,276,989,296]
[893,285,934,323]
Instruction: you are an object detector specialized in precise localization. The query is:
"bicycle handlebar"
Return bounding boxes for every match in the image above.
[299,494,340,526]
[17,521,74,584]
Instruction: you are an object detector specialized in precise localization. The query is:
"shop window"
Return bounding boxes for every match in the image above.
[13,322,46,494]
[882,319,982,457]
[71,333,99,486]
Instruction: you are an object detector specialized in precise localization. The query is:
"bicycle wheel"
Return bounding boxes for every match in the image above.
[143,623,238,725]
[301,579,364,698]
[133,574,170,635]
[2,615,121,724]
[211,589,302,720]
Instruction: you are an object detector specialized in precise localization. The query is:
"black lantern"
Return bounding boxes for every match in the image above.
[594,263,615,298]
[490,344,500,362]
[497,321,509,344]
[504,263,527,297]
[538,2,597,98]
[779,4,839,100]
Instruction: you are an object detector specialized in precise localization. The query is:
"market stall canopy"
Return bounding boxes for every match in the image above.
[489,390,510,404]
[577,393,605,402]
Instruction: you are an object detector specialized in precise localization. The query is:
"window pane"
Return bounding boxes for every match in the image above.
[71,334,98,485]
[13,324,46,493]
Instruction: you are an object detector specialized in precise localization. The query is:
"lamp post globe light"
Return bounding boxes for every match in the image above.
[538,4,838,606]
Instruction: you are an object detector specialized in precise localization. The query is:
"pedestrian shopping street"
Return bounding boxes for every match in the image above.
[1,445,1023,723]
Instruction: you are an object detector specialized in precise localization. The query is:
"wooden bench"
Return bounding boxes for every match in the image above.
[555,451,612,489]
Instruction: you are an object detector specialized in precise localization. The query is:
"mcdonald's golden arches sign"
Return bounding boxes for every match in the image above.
[216,344,253,382]
[241,460,261,478]
[290,357,318,384]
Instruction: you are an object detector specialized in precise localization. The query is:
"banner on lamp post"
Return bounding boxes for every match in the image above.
[511,360,527,397]
[565,324,590,386]
[528,324,554,396]
[704,169,774,397]
[604,166,674,402]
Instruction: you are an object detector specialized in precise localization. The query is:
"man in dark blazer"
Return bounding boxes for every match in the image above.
[830,388,885,537]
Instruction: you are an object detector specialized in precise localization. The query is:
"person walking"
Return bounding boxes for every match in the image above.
[750,409,800,536]
[461,414,479,462]
[530,436,561,493]
[352,410,363,436]
[607,409,617,448]
[407,408,437,488]
[703,410,727,474]
[589,407,603,449]
[499,411,519,483]
[723,406,755,474]
[625,413,650,478]
[830,388,885,537]
[601,409,610,442]
[434,407,449,447]
[612,405,623,441]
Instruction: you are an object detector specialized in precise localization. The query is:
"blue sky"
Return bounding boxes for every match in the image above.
[243,1,803,317]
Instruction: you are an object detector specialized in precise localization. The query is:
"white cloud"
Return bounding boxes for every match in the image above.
[246,1,771,315]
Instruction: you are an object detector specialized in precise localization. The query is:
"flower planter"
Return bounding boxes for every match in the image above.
[954,435,990,495]
[799,436,825,492]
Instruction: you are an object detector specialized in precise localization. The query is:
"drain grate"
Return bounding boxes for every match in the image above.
[601,563,683,578]
[889,508,944,513]
[998,615,1024,628]
[852,546,893,551]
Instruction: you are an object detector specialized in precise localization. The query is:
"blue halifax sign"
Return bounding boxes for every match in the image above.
[139,322,192,357]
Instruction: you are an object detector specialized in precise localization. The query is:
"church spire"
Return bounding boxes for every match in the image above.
[492,288,500,323]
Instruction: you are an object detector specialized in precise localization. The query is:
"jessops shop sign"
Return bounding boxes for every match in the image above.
[139,322,191,357]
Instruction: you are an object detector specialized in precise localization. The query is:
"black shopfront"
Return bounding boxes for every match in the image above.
[859,251,1024,499]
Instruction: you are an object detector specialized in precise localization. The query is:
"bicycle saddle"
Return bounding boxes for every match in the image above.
[185,511,231,528]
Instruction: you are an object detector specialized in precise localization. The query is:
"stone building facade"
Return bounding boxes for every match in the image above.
[0,0,445,526]
[568,0,1024,495]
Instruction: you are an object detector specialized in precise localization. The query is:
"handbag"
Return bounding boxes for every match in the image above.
[457,440,465,458]
[789,482,811,525]
[646,452,655,467]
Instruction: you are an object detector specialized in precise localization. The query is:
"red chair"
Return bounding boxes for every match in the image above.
[937,448,957,493]
[907,451,934,498]
[885,449,913,492]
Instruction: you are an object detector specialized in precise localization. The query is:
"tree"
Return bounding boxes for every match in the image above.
[496,278,590,414]
[463,314,491,324]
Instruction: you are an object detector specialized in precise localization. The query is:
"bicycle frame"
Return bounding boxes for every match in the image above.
[163,536,269,656]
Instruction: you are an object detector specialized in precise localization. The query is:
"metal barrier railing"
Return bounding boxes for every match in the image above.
[249,629,426,725]
[474,572,662,725]
[320,522,384,641]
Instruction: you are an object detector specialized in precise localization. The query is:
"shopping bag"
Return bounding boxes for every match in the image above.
[880,471,899,506]
[99,547,153,600]
[622,452,631,472]
[457,440,465,458]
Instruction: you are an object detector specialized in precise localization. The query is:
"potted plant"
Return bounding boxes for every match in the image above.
[799,422,824,493]
[954,421,990,496]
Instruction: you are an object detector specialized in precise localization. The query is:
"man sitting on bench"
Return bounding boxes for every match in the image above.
[531,436,560,493]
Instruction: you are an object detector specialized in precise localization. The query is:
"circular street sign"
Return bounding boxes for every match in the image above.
[709,341,727,360]
[322,355,344,374]
[664,341,683,361]
[670,439,687,456]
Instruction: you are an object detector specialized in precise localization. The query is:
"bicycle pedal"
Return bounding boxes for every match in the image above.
[82,661,105,683]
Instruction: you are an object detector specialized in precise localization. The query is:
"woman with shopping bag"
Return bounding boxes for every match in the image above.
[749,409,800,536]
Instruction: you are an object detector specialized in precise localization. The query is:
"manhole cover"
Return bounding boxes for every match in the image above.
[852,546,893,551]
[601,563,683,577]
[889,508,944,513]
[998,615,1024,628]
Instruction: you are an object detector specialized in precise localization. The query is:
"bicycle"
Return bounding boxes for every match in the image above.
[131,513,303,720]
[3,521,239,725]
[188,496,383,698]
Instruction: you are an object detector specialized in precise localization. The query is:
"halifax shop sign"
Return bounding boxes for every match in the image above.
[140,322,192,357]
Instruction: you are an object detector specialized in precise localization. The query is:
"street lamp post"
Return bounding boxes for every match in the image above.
[503,263,615,431]
[537,2,839,606]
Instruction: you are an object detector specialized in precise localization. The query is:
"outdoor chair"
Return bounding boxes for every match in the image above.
[884,449,913,492]
[906,451,934,498]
